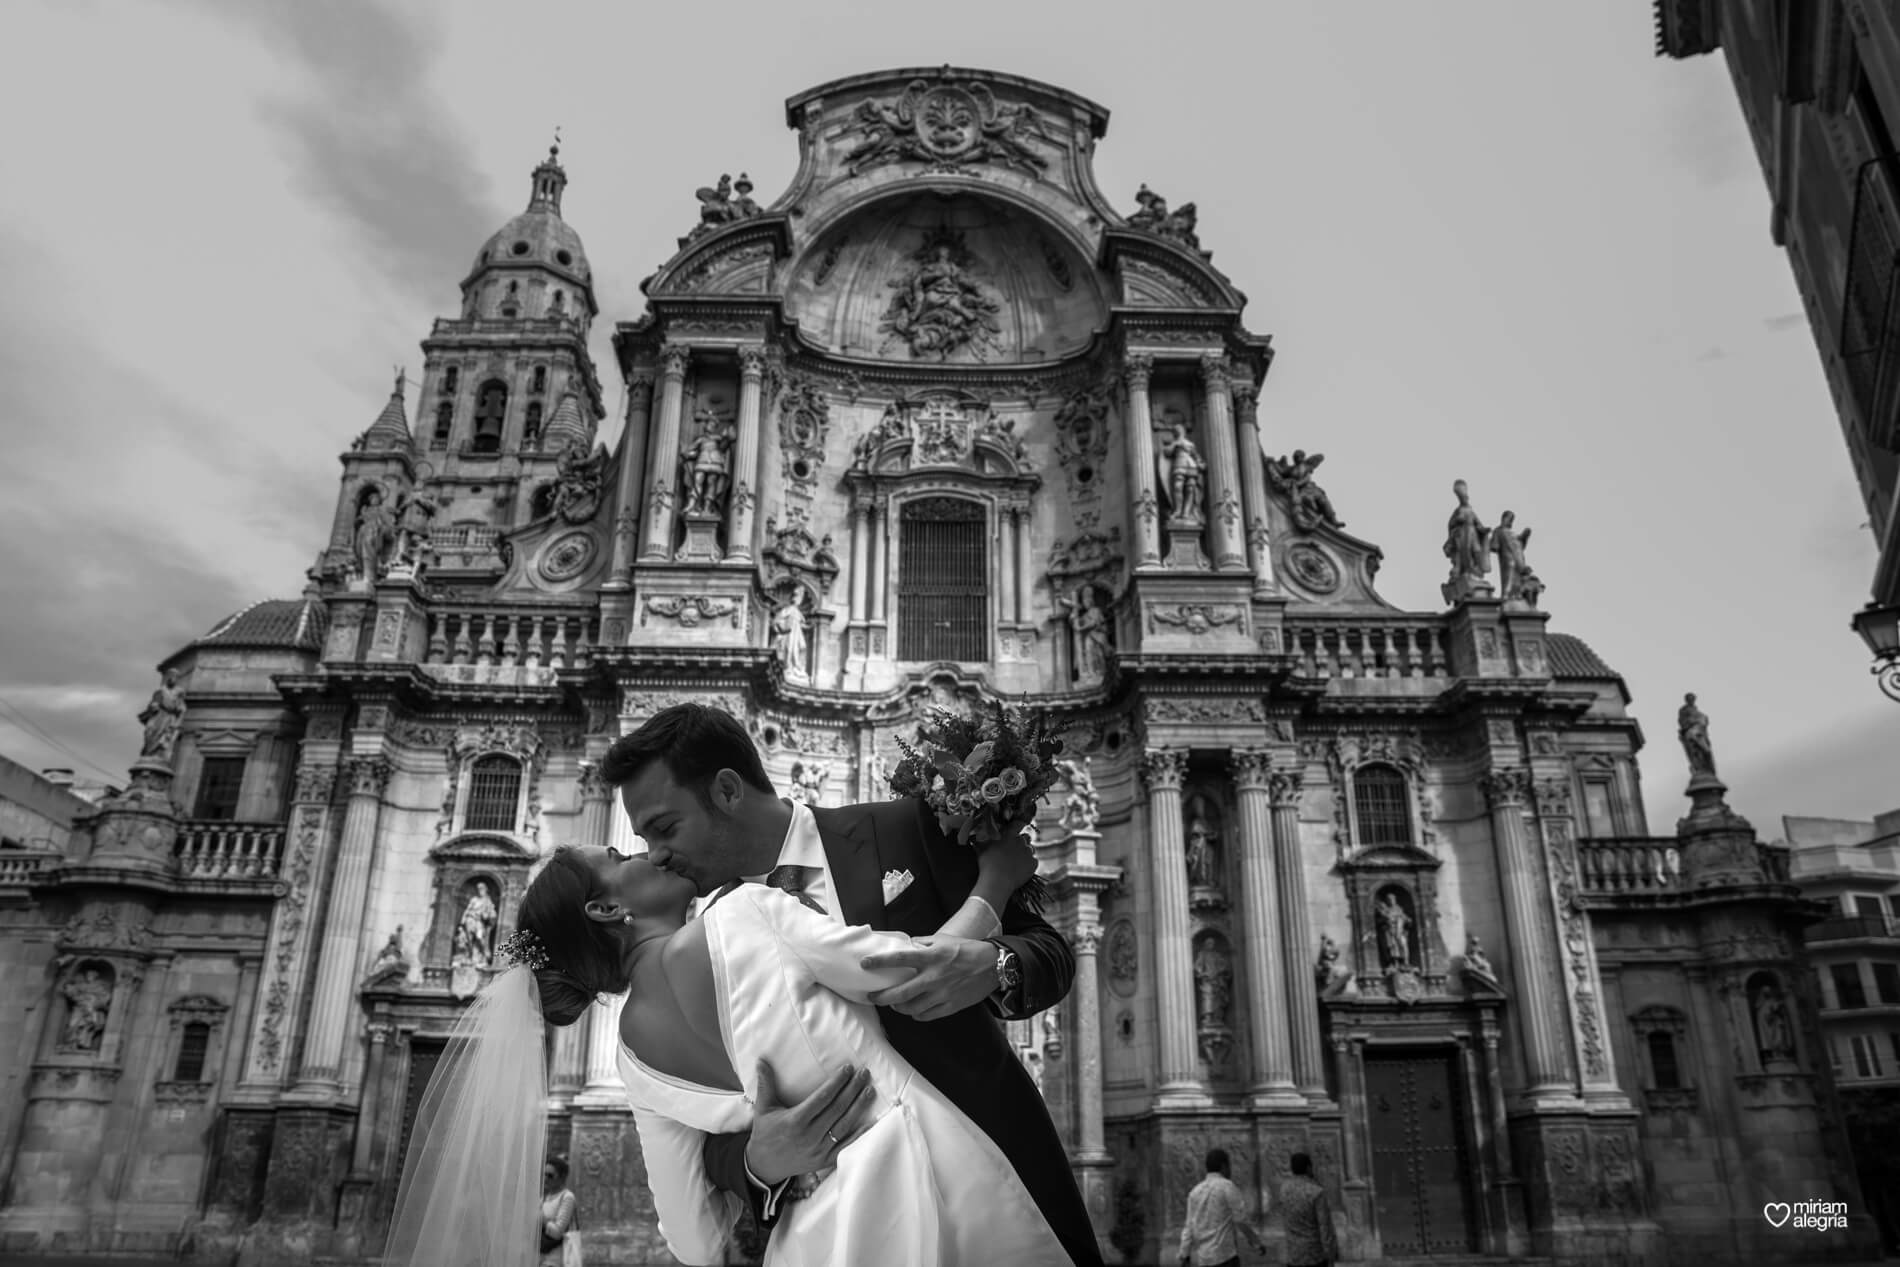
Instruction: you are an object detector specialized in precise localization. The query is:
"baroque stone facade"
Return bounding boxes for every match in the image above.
[0,65,1873,1265]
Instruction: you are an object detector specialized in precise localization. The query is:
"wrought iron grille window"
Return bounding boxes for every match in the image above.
[465,755,523,832]
[897,498,989,662]
[1352,764,1412,846]
[193,756,246,821]
[174,1022,211,1082]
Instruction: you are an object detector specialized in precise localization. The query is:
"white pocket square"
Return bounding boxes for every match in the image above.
[881,869,915,904]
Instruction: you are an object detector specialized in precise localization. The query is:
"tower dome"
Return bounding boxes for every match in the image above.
[462,140,597,321]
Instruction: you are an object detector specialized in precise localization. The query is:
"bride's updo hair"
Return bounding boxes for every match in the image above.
[518,847,629,1027]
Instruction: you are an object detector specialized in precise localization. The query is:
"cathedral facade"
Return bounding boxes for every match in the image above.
[0,67,1875,1265]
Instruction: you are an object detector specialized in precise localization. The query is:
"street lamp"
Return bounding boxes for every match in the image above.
[1851,601,1900,702]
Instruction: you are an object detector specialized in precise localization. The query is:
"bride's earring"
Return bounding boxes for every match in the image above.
[622,914,634,925]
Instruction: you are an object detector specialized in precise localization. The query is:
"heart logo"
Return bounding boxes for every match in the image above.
[1763,1203,1792,1228]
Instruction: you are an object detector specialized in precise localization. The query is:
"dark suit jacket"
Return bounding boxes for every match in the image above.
[700,796,1102,1267]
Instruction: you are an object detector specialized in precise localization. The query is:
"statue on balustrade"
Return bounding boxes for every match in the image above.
[1057,758,1099,833]
[353,486,398,581]
[138,668,187,763]
[1490,510,1542,607]
[457,881,498,968]
[394,487,440,569]
[1156,417,1206,524]
[1677,692,1717,779]
[680,411,735,517]
[1060,584,1112,685]
[688,172,763,240]
[1126,184,1203,252]
[1268,450,1345,531]
[1376,892,1414,969]
[1185,798,1222,890]
[772,597,810,683]
[1441,479,1492,596]
[59,967,113,1052]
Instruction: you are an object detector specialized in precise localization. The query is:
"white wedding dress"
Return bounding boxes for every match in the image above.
[618,884,1071,1267]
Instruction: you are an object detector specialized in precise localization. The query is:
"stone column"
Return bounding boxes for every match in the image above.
[551,1020,587,1101]
[578,763,614,853]
[849,503,872,623]
[349,1020,394,1172]
[1142,747,1204,1103]
[576,991,628,1105]
[1199,355,1247,572]
[999,510,1019,623]
[608,374,655,583]
[241,760,338,1087]
[293,756,389,1094]
[870,502,889,623]
[1231,384,1276,595]
[1014,505,1033,624]
[638,345,690,561]
[727,347,766,563]
[1483,768,1573,1097]
[1233,751,1299,1105]
[1269,769,1327,1098]
[1122,355,1162,568]
[1071,923,1110,1160]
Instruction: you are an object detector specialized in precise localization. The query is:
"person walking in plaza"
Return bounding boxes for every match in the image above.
[1279,1152,1339,1267]
[1178,1147,1265,1267]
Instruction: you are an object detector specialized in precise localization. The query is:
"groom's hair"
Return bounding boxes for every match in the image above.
[1205,1147,1229,1176]
[600,703,773,809]
[1290,1152,1312,1176]
[519,848,627,1026]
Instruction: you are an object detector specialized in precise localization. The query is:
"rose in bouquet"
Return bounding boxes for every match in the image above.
[888,700,1061,912]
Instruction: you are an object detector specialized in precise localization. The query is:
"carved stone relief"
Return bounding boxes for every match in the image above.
[844,77,1049,176]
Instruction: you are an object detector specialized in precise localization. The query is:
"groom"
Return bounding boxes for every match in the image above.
[603,702,1102,1267]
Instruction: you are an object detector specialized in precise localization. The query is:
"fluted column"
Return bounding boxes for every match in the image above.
[1122,355,1162,567]
[576,991,628,1104]
[1268,769,1327,1098]
[638,345,690,561]
[1231,384,1275,594]
[999,510,1019,623]
[1071,923,1110,1159]
[1142,747,1204,1102]
[608,374,655,582]
[551,1018,587,1100]
[293,756,389,1094]
[1199,355,1247,571]
[1013,505,1033,624]
[578,762,614,853]
[1484,768,1573,1097]
[1233,751,1299,1105]
[727,347,766,563]
[870,503,889,622]
[849,503,872,623]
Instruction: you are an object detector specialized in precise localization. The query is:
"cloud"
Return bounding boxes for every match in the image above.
[1764,312,1807,332]
[200,0,499,310]
[1693,345,1727,362]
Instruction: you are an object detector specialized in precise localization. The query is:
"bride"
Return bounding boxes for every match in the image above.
[384,836,1071,1267]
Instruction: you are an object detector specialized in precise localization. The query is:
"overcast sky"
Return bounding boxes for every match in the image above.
[0,0,1891,838]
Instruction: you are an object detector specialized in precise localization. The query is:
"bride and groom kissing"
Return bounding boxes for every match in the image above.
[387,703,1103,1267]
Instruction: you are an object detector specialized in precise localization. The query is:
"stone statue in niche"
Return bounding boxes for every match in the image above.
[1678,693,1717,779]
[1490,510,1542,606]
[1060,584,1112,685]
[1267,450,1344,531]
[1193,940,1232,1029]
[1441,479,1493,602]
[1056,758,1099,832]
[1461,934,1502,993]
[1751,976,1796,1062]
[789,760,829,806]
[1376,891,1414,969]
[60,966,113,1052]
[1184,797,1222,890]
[138,668,187,762]
[353,486,398,582]
[1156,417,1206,524]
[1126,185,1203,252]
[456,881,498,968]
[680,411,735,517]
[393,487,440,569]
[772,596,810,683]
[879,227,1002,362]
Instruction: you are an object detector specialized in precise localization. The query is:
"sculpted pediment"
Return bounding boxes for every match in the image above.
[1102,233,1244,311]
[645,220,790,297]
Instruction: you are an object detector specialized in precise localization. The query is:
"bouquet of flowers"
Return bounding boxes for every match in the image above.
[888,700,1062,912]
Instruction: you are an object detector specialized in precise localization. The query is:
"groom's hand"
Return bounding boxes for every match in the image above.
[744,1059,875,1185]
[860,935,996,1022]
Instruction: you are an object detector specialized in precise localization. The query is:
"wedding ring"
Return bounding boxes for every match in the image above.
[826,1130,840,1148]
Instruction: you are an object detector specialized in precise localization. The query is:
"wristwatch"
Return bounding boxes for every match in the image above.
[988,939,1022,992]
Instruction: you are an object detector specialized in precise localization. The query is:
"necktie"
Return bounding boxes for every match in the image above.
[765,864,828,915]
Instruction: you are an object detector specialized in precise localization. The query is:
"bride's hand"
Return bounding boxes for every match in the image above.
[977,832,1036,895]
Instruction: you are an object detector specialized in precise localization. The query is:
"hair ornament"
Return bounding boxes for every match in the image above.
[501,928,551,970]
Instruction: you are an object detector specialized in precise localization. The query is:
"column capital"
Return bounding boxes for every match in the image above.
[1267,768,1306,809]
[659,344,691,378]
[627,372,656,399]
[738,345,768,378]
[1230,748,1275,791]
[1122,353,1154,390]
[344,756,391,799]
[1482,767,1532,809]
[1069,925,1102,955]
[1199,353,1231,390]
[578,762,613,803]
[1230,383,1259,420]
[1140,746,1189,791]
[366,1020,394,1043]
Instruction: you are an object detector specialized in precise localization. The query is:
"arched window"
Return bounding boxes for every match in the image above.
[464,755,523,832]
[174,1021,211,1082]
[443,366,459,395]
[524,402,543,448]
[1352,763,1412,847]
[896,497,988,662]
[550,291,566,315]
[1646,1029,1681,1090]
[434,401,453,445]
[531,365,547,394]
[472,381,508,454]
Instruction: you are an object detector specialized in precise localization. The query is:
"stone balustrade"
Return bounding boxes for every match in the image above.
[0,851,56,887]
[1282,621,1453,680]
[422,608,598,669]
[1577,837,1682,895]
[175,822,286,881]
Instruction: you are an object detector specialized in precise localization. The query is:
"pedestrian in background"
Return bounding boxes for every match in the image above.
[1280,1151,1339,1267]
[1179,1146,1266,1267]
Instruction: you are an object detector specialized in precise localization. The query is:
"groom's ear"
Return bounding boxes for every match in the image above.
[707,768,745,815]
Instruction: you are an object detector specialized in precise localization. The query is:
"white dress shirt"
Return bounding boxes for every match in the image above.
[744,798,839,922]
